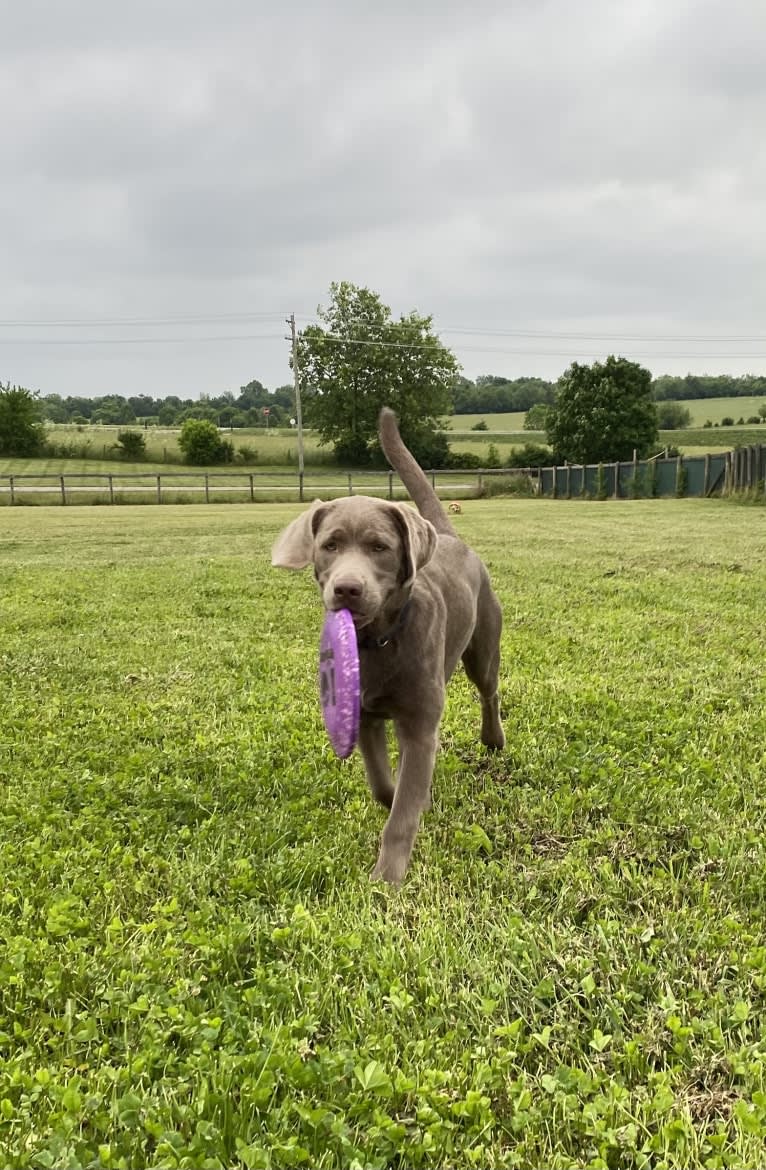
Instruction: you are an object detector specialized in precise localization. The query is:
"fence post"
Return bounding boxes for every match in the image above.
[613,462,620,500]
[249,474,255,503]
[347,473,353,496]
[552,466,558,499]
[388,471,393,500]
[204,474,209,503]
[60,475,66,506]
[156,475,162,504]
[675,455,684,497]
[299,471,304,503]
[108,474,114,504]
[9,476,15,506]
[703,454,710,496]
[565,463,571,499]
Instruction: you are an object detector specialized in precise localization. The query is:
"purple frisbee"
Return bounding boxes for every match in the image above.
[319,608,360,758]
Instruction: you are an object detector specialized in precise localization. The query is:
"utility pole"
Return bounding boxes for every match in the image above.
[286,312,305,501]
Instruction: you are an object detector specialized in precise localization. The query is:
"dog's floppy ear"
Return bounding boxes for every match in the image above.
[390,503,437,587]
[271,500,329,570]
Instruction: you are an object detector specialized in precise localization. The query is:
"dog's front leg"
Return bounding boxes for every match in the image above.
[371,714,440,884]
[358,713,394,809]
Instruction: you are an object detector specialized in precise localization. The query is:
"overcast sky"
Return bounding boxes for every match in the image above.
[2,0,764,400]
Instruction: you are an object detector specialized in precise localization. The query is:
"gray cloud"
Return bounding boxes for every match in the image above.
[1,0,764,399]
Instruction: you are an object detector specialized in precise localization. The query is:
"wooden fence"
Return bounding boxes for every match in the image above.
[1,446,763,506]
[0,469,499,506]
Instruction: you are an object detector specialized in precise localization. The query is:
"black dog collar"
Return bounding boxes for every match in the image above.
[357,600,412,650]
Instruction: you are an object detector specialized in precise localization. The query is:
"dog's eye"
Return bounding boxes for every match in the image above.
[322,540,337,552]
[371,542,389,553]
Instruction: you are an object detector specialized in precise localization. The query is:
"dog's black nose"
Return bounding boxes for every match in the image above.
[333,579,363,602]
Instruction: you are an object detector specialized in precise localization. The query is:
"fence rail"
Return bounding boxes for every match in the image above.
[0,468,497,506]
[1,446,763,506]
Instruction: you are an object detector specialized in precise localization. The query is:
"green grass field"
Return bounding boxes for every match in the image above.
[2,501,766,1167]
[449,399,766,432]
[22,405,763,484]
[42,425,331,470]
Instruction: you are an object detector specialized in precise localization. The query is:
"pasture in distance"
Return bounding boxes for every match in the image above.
[1,500,766,1167]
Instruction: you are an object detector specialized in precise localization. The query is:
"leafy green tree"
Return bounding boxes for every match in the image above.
[40,394,68,423]
[298,282,458,465]
[524,403,549,431]
[657,401,692,429]
[158,403,180,426]
[0,383,46,456]
[178,419,231,465]
[546,356,658,463]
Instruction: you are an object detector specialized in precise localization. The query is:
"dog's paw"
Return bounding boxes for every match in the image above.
[482,729,506,751]
[370,848,409,886]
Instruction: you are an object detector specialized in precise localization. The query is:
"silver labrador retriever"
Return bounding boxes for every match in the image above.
[271,407,504,883]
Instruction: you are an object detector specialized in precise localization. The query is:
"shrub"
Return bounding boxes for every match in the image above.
[0,383,46,457]
[406,428,451,469]
[657,401,692,429]
[506,443,556,468]
[178,419,230,465]
[471,420,488,431]
[721,417,735,427]
[236,444,259,465]
[114,430,147,460]
[746,416,761,425]
[485,444,501,468]
[446,450,483,470]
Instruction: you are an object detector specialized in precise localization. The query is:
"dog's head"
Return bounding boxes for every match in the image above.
[271,496,437,628]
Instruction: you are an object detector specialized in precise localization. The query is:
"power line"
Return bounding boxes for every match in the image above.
[0,312,289,327]
[1,331,764,360]
[286,334,766,360]
[0,311,763,345]
[294,314,766,344]
[438,325,766,343]
[0,333,286,346]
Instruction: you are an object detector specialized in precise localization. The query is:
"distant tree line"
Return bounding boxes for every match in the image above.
[33,373,766,429]
[652,374,766,401]
[37,381,296,428]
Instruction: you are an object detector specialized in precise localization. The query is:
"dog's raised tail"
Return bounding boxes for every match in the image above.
[378,408,456,536]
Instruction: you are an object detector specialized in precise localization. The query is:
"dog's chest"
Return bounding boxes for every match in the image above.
[359,651,402,718]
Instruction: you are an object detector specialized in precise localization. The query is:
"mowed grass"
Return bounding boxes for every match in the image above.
[2,501,766,1168]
